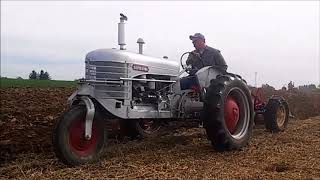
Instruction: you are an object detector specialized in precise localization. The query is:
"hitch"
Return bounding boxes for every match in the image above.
[80,96,95,140]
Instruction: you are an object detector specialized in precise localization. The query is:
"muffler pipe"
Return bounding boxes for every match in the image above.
[184,99,204,114]
[118,13,127,50]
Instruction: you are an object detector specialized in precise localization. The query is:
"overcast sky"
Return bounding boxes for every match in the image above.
[1,1,319,89]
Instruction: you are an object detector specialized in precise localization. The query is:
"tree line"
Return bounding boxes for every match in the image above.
[29,70,51,80]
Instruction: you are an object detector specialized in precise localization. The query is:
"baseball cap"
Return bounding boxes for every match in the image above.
[189,33,205,41]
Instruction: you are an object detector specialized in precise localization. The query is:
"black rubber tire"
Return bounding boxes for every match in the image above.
[119,119,163,139]
[263,97,289,132]
[52,105,107,166]
[203,75,254,151]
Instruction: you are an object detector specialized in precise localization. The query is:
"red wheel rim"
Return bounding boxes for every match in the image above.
[224,96,240,134]
[68,118,98,156]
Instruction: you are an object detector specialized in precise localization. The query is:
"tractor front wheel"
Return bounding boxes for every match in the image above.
[52,105,107,166]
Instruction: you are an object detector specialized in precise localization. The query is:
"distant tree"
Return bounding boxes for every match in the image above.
[298,84,317,92]
[29,69,50,80]
[43,71,51,80]
[39,70,50,80]
[281,86,287,91]
[39,70,45,80]
[29,70,38,79]
[16,76,23,79]
[309,84,316,89]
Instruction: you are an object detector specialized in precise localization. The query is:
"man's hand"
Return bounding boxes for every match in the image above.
[187,64,198,75]
[186,51,201,65]
[186,64,193,70]
[190,51,201,58]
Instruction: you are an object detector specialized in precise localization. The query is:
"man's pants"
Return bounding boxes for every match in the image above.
[180,75,199,90]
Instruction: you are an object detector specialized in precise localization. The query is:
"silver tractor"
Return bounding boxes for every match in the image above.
[53,14,289,165]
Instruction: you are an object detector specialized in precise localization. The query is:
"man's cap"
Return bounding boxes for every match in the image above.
[189,33,205,41]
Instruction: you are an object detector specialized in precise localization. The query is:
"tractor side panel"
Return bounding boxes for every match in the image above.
[95,98,128,118]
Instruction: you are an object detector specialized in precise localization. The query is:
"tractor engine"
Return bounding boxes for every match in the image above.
[82,48,179,119]
[131,75,170,107]
[132,81,158,105]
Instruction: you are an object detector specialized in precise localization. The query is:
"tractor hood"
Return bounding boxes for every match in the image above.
[85,49,179,77]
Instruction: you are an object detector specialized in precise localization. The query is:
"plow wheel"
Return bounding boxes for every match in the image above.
[204,75,254,151]
[52,105,107,166]
[263,97,289,132]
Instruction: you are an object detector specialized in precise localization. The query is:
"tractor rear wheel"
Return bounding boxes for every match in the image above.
[204,75,254,151]
[263,97,289,132]
[52,105,107,166]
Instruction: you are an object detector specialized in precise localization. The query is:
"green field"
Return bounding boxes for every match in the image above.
[0,78,77,88]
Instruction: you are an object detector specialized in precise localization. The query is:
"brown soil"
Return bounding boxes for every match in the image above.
[0,87,74,161]
[1,88,320,179]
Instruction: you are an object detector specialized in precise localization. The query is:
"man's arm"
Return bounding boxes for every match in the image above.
[186,54,193,65]
[213,50,228,71]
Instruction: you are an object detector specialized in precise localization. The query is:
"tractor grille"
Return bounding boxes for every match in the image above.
[85,61,127,80]
[85,61,129,99]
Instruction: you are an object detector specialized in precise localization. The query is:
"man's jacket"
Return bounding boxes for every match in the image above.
[186,46,228,71]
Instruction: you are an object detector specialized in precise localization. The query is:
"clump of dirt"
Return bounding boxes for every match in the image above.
[265,162,291,172]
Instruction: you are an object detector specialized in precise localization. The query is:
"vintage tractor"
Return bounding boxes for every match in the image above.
[52,14,289,165]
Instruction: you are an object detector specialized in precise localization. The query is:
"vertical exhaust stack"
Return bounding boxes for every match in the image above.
[137,38,145,54]
[118,13,127,50]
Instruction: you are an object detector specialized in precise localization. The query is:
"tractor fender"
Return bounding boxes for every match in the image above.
[196,66,226,89]
[67,84,96,140]
[67,83,95,106]
[195,66,226,101]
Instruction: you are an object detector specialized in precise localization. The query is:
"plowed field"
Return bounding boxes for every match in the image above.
[1,88,320,179]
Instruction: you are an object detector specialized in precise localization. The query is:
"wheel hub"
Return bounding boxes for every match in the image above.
[276,105,286,127]
[224,96,240,134]
[68,119,97,156]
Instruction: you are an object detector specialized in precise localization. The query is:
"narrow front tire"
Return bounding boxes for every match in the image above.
[52,105,107,166]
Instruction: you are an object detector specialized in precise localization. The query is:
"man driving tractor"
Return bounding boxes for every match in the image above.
[180,33,228,90]
[187,33,228,71]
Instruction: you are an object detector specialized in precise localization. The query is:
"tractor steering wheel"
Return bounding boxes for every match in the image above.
[180,52,198,75]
